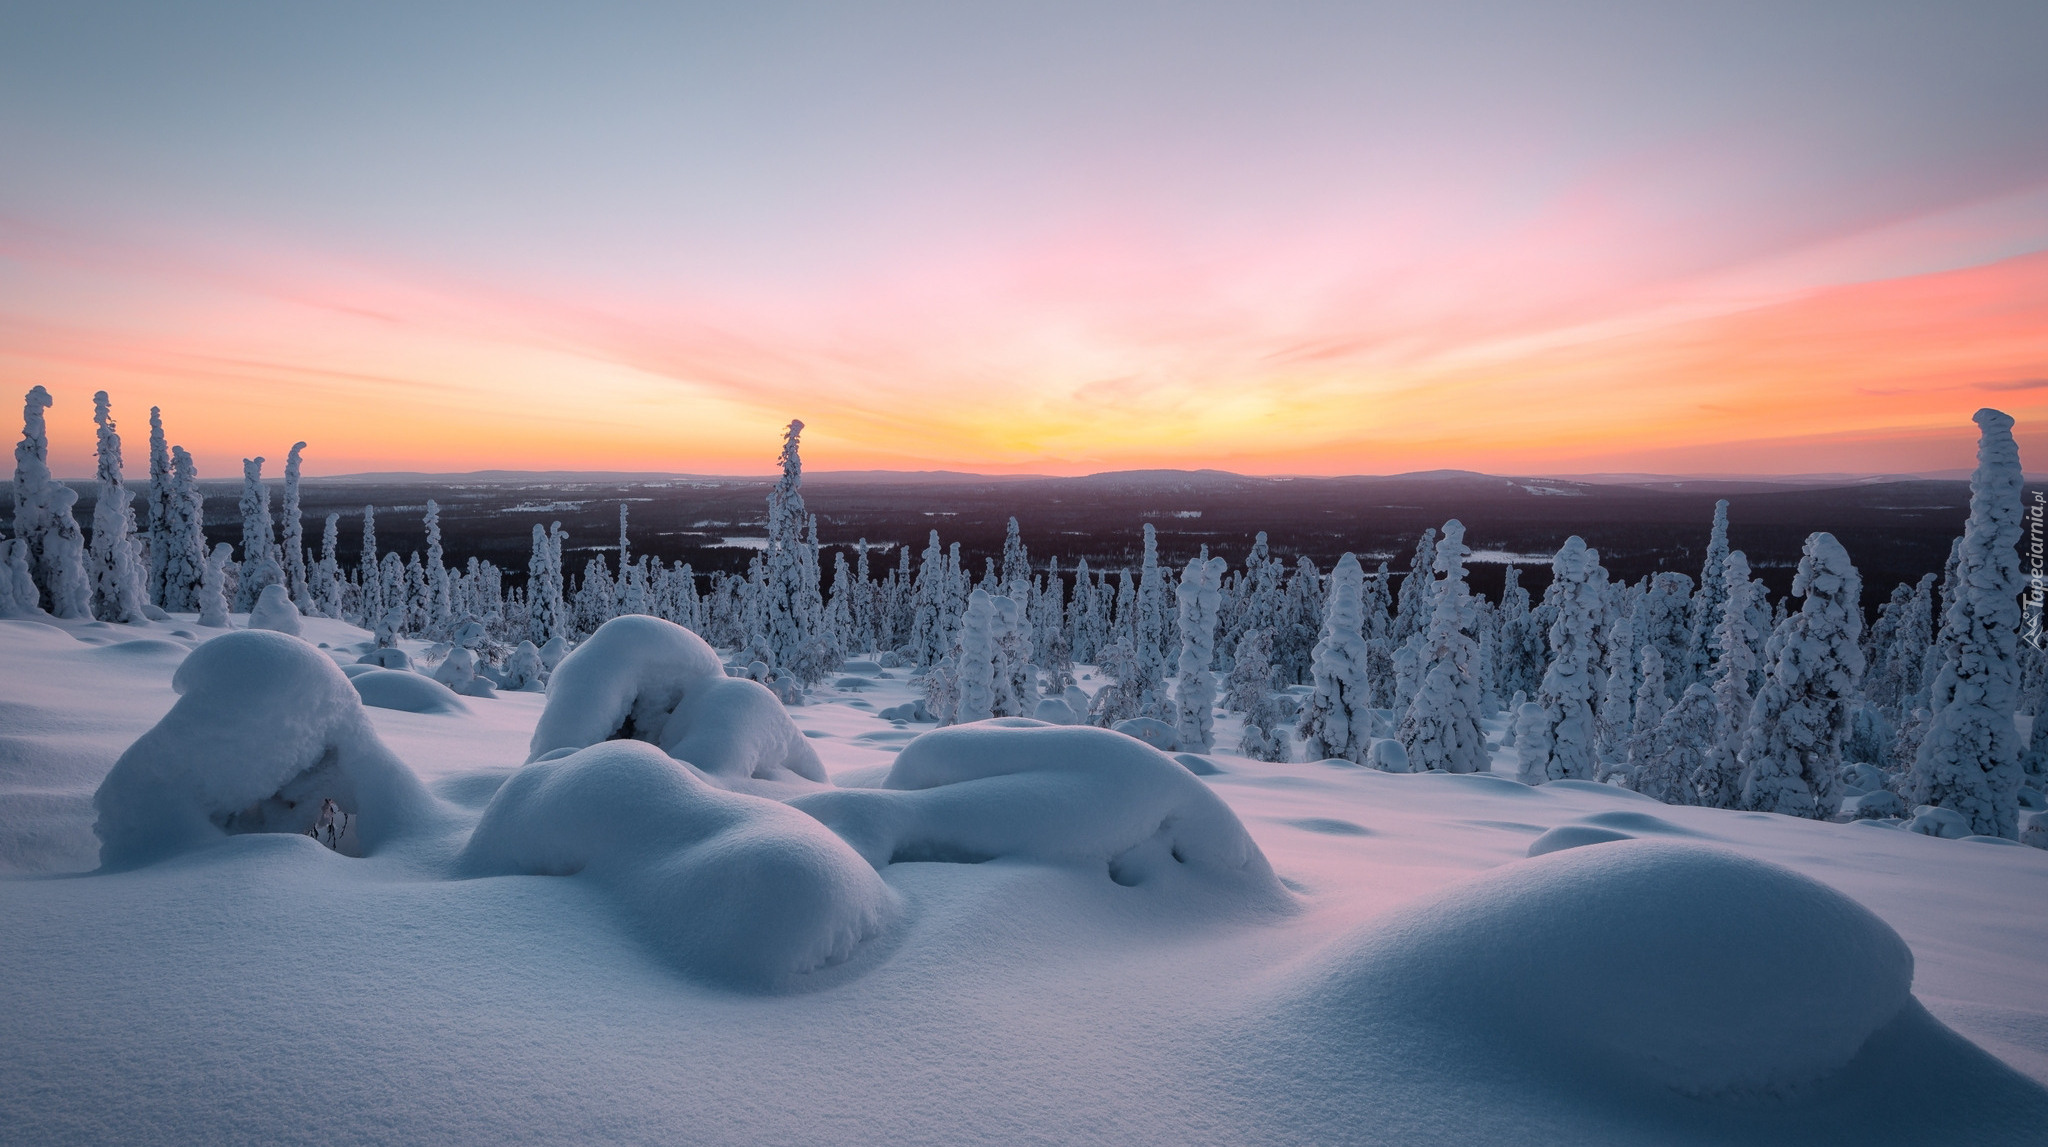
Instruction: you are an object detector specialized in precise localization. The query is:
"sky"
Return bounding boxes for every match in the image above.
[3,1,2047,479]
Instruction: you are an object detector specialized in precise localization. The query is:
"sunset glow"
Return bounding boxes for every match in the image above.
[4,2,2045,477]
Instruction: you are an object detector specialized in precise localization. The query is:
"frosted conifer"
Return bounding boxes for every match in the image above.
[1907,409,2026,837]
[87,392,149,622]
[13,386,92,617]
[1738,533,1864,819]
[1299,553,1375,764]
[1517,537,1606,783]
[1173,554,1227,752]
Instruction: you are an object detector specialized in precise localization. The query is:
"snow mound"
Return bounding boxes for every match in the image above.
[350,668,468,714]
[1113,716,1180,751]
[528,615,824,782]
[1526,823,1634,855]
[246,583,303,636]
[1298,839,1914,1096]
[92,630,437,869]
[789,721,1289,908]
[457,740,896,989]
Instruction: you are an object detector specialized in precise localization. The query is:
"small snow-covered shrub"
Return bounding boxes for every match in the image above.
[92,629,437,869]
[247,582,303,636]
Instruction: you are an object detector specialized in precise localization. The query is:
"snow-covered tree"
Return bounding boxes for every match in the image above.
[86,392,150,622]
[1693,550,1763,808]
[1397,520,1487,773]
[144,407,173,609]
[424,498,452,636]
[234,457,281,611]
[1629,682,1715,805]
[1596,608,1636,764]
[526,522,566,646]
[197,542,232,627]
[1299,553,1376,764]
[910,530,952,669]
[1608,645,1667,785]
[1173,555,1227,752]
[1907,408,2026,837]
[281,441,310,609]
[1137,523,1170,687]
[311,512,342,618]
[761,421,830,685]
[1272,556,1323,685]
[1392,528,1437,643]
[955,588,999,723]
[1738,532,1864,819]
[13,386,92,617]
[1685,499,1731,686]
[1517,536,1606,783]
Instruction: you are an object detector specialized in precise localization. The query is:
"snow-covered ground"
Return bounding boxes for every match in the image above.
[4,613,2046,1145]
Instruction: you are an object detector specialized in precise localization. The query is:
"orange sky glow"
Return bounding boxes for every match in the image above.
[4,4,2046,480]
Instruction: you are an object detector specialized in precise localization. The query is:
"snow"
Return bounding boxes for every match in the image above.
[3,612,2047,1144]
[90,629,441,870]
[458,739,895,989]
[1291,839,1916,1095]
[531,614,825,782]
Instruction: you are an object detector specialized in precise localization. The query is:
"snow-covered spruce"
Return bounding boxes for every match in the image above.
[92,629,439,869]
[13,386,92,618]
[234,456,282,611]
[1299,553,1376,764]
[86,392,151,623]
[1517,536,1605,783]
[1908,408,2027,837]
[1397,520,1487,774]
[1173,555,1227,752]
[954,588,999,724]
[1694,550,1764,808]
[1738,532,1864,819]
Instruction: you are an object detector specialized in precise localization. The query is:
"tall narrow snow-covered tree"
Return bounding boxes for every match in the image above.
[234,457,281,611]
[1685,500,1732,686]
[86,392,150,622]
[155,446,208,613]
[312,512,342,618]
[1596,609,1636,764]
[1298,553,1376,765]
[1397,520,1487,773]
[1173,554,1228,752]
[955,588,999,723]
[13,386,92,617]
[1517,536,1606,783]
[761,421,829,685]
[145,406,174,608]
[1000,517,1030,600]
[1907,408,2026,837]
[1608,645,1667,784]
[526,522,567,646]
[1737,532,1865,819]
[197,542,232,627]
[281,441,310,609]
[423,499,452,636]
[1693,550,1763,808]
[1392,528,1437,643]
[1136,523,1170,687]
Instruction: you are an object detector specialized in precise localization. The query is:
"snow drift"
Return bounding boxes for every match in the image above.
[790,720,1290,908]
[529,615,824,782]
[1287,838,1914,1097]
[458,739,895,989]
[91,629,438,869]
